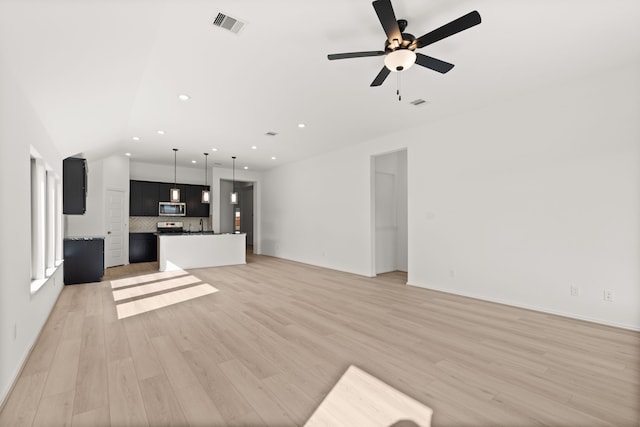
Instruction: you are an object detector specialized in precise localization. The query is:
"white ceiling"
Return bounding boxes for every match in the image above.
[1,0,639,171]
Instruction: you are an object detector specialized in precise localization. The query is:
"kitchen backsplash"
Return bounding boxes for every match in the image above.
[130,216,212,233]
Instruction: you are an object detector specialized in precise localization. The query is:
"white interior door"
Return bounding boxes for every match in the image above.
[106,189,125,267]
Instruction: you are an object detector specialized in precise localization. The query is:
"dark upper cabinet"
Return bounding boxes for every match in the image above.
[186,185,210,217]
[157,182,183,203]
[63,157,87,214]
[130,180,160,216]
[130,180,209,217]
[140,181,158,215]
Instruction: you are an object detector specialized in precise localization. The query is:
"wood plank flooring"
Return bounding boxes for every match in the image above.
[1,253,639,426]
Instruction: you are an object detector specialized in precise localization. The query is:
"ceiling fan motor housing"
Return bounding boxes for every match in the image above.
[384,32,416,53]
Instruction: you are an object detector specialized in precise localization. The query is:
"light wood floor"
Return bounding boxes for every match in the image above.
[2,253,639,426]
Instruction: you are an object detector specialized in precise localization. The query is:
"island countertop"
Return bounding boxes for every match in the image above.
[157,232,246,271]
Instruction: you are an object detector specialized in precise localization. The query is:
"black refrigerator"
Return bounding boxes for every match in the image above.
[63,237,104,284]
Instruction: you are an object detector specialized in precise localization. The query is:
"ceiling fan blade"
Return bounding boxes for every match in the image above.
[327,51,385,60]
[370,66,391,87]
[415,11,481,49]
[372,0,402,45]
[414,53,454,74]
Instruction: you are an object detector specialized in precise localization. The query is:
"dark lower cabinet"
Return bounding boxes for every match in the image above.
[64,238,104,284]
[129,233,157,263]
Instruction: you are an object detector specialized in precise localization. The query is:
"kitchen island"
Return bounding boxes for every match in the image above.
[158,232,246,271]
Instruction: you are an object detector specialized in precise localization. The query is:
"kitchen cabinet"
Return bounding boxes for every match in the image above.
[130,180,209,217]
[130,180,160,216]
[129,232,157,263]
[64,237,104,284]
[186,185,210,217]
[63,157,87,214]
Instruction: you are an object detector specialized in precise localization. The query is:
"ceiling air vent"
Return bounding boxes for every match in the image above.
[265,131,278,136]
[213,12,246,35]
[410,99,429,106]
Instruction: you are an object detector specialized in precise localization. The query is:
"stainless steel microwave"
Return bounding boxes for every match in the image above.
[159,202,186,216]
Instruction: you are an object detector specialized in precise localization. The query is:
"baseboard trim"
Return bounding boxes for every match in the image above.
[406,281,640,332]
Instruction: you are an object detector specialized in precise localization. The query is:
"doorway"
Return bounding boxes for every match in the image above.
[220,180,255,249]
[105,189,125,267]
[372,149,408,276]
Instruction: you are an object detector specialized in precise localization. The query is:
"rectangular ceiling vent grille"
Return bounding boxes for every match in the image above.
[213,12,246,35]
[410,99,429,106]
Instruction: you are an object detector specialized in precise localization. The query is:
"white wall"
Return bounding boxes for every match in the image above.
[261,63,640,330]
[0,67,64,405]
[262,149,374,275]
[66,155,130,264]
[407,64,639,330]
[130,160,205,185]
[219,180,234,234]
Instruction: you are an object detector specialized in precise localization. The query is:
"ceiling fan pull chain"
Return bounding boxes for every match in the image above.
[397,72,401,101]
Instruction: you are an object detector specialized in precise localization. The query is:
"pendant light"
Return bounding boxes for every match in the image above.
[230,156,238,205]
[170,148,180,202]
[201,152,210,204]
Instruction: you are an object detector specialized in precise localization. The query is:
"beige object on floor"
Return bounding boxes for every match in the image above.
[305,365,433,427]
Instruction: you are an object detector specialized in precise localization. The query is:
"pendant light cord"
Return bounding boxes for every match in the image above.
[204,153,208,185]
[232,156,236,193]
[173,148,178,187]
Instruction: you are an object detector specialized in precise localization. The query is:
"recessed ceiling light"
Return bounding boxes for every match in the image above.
[125,152,131,157]
[157,130,165,135]
[211,148,218,152]
[178,94,190,101]
[191,160,197,164]
[243,166,248,170]
[132,136,140,141]
[251,145,257,150]
[271,156,277,160]
[298,123,305,128]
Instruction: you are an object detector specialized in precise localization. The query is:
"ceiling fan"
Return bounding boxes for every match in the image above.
[327,0,481,87]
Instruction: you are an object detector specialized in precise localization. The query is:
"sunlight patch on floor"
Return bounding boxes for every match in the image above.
[112,275,202,301]
[304,365,432,427]
[110,269,188,289]
[115,283,218,319]
[110,268,218,319]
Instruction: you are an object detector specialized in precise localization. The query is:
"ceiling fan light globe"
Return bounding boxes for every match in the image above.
[384,49,416,72]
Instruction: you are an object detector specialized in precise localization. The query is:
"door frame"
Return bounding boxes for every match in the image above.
[370,148,408,278]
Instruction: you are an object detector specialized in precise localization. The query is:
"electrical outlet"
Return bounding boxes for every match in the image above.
[603,289,614,302]
[570,285,579,296]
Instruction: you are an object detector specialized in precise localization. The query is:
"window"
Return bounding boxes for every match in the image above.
[30,150,63,292]
[31,157,45,280]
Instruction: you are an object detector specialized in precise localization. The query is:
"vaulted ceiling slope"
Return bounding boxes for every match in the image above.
[1,0,639,170]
